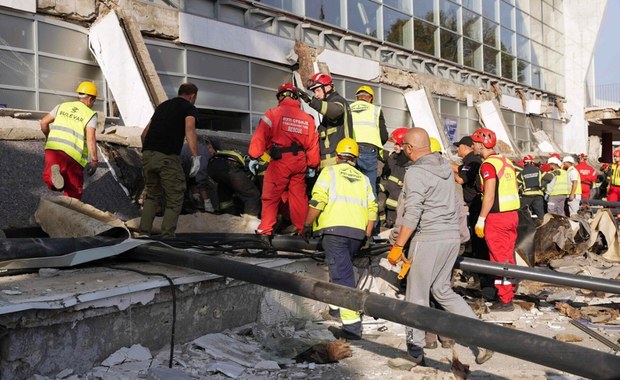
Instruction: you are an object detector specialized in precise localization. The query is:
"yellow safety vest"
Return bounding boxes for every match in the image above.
[215,150,245,166]
[310,163,377,239]
[609,163,620,186]
[480,155,520,212]
[549,169,569,196]
[566,166,582,195]
[44,101,96,167]
[350,100,382,150]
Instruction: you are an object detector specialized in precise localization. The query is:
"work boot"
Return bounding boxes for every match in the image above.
[50,164,64,190]
[489,300,515,312]
[475,347,494,364]
[328,326,361,341]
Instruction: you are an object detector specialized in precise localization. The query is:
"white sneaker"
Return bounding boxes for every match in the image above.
[50,164,64,190]
[204,199,215,213]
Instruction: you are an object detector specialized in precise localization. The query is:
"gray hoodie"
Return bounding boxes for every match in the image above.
[398,152,459,242]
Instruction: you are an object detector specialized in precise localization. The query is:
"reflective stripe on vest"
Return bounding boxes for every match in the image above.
[610,164,620,186]
[44,101,95,167]
[215,150,245,166]
[480,155,520,212]
[351,100,382,149]
[520,165,543,196]
[549,169,569,195]
[567,166,582,195]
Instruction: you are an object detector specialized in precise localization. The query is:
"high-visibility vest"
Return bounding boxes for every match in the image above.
[44,101,96,167]
[480,154,520,212]
[317,92,353,169]
[213,150,245,166]
[519,164,544,196]
[609,163,620,186]
[549,169,569,196]
[566,166,582,195]
[350,100,382,150]
[311,163,377,239]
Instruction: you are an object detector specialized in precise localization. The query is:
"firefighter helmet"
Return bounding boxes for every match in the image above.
[429,137,442,153]
[562,155,575,164]
[276,82,298,100]
[306,73,332,90]
[471,128,496,149]
[355,85,375,102]
[523,155,534,163]
[336,138,359,158]
[389,127,408,146]
[76,81,98,97]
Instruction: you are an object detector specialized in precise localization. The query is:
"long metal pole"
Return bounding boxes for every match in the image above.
[129,244,620,379]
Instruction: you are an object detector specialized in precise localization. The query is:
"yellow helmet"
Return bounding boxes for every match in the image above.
[76,81,98,97]
[429,137,442,153]
[336,138,359,158]
[355,85,374,102]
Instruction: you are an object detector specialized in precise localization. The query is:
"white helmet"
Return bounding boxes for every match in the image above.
[562,156,575,164]
[547,157,562,166]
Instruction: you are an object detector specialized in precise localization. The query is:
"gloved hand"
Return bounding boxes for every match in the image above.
[189,156,201,178]
[397,260,411,280]
[85,160,98,176]
[475,216,486,238]
[387,244,403,265]
[301,224,313,243]
[306,167,316,178]
[297,89,313,103]
[248,159,260,175]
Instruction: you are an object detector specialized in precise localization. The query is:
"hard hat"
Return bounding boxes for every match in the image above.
[355,85,375,101]
[562,155,575,164]
[429,137,441,153]
[547,157,562,166]
[550,152,561,160]
[578,153,587,160]
[614,148,620,157]
[276,82,298,100]
[335,137,359,158]
[306,73,332,90]
[389,127,408,146]
[523,155,534,163]
[76,81,98,97]
[471,128,496,149]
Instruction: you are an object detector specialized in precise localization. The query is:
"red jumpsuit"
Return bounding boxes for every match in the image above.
[575,161,597,200]
[249,97,320,235]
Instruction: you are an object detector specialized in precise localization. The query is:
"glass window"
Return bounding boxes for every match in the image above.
[383,107,412,129]
[530,18,542,43]
[482,0,497,21]
[500,1,514,29]
[517,59,530,84]
[501,53,514,80]
[414,19,436,56]
[515,9,528,36]
[414,0,435,22]
[483,46,499,74]
[38,23,92,61]
[39,56,102,94]
[306,0,342,27]
[530,0,542,19]
[384,7,414,48]
[251,87,278,114]
[192,79,249,110]
[184,0,216,17]
[463,9,481,41]
[348,0,380,38]
[256,0,295,12]
[463,38,482,69]
[188,51,249,82]
[516,0,529,14]
[440,98,459,115]
[384,0,413,14]
[483,19,498,47]
[0,88,35,110]
[0,13,33,49]
[0,50,35,87]
[531,65,542,88]
[516,34,530,60]
[382,88,407,109]
[440,29,459,63]
[158,74,185,98]
[542,1,553,24]
[439,0,459,32]
[250,63,290,88]
[500,27,514,53]
[462,0,481,13]
[147,44,184,74]
[530,41,543,65]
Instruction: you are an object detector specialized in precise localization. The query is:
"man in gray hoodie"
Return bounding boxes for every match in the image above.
[387,128,493,369]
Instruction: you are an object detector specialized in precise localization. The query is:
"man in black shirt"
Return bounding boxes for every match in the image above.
[139,83,201,238]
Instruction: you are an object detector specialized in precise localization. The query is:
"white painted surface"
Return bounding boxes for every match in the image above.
[500,95,525,113]
[404,89,444,152]
[0,0,35,12]
[317,49,381,81]
[89,11,154,128]
[526,99,543,115]
[477,100,514,151]
[179,13,295,66]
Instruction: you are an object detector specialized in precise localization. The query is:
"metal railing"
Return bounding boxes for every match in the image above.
[587,83,620,108]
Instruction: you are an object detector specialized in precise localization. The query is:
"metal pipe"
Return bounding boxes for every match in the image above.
[129,244,620,379]
[580,199,620,208]
[456,257,620,295]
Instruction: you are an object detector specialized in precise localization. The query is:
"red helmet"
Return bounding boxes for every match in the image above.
[471,128,496,149]
[550,152,561,160]
[523,155,534,163]
[306,73,332,90]
[578,153,587,160]
[276,82,298,100]
[389,127,408,146]
[614,148,620,157]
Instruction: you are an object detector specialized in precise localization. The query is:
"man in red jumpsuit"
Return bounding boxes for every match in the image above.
[472,128,520,312]
[249,82,320,238]
[575,153,597,200]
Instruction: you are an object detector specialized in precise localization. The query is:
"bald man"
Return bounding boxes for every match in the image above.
[387,128,493,369]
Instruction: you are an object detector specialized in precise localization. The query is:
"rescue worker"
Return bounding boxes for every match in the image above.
[248,82,320,238]
[576,154,597,200]
[563,155,581,216]
[472,128,520,312]
[545,156,567,215]
[297,73,353,169]
[350,85,388,197]
[605,150,620,201]
[40,81,99,200]
[301,138,377,340]
[382,127,411,228]
[181,138,215,213]
[517,155,545,219]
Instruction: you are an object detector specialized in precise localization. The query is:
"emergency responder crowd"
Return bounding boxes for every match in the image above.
[39,79,612,370]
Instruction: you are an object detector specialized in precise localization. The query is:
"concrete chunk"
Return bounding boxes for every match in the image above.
[147,367,192,380]
[126,344,152,361]
[205,361,246,378]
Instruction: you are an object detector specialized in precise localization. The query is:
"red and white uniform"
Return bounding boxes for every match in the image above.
[249,97,320,235]
[575,161,597,200]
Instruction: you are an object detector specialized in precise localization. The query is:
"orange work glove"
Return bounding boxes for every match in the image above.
[397,259,411,280]
[387,245,404,265]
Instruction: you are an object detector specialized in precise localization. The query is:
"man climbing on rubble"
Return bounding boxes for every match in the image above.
[297,73,353,169]
[471,128,520,312]
[386,128,493,369]
[382,127,411,228]
[139,83,201,239]
[40,81,99,200]
[576,153,597,200]
[301,138,377,341]
[180,137,216,213]
[248,82,320,240]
